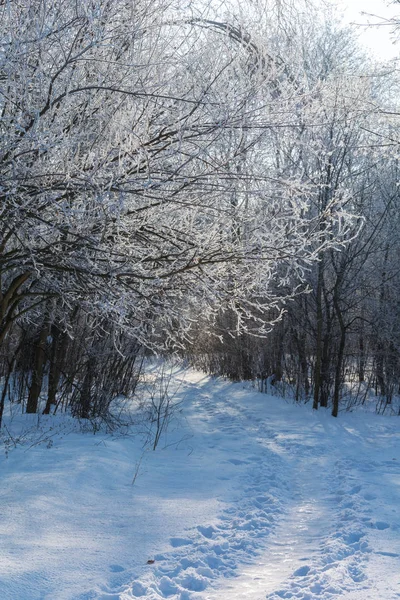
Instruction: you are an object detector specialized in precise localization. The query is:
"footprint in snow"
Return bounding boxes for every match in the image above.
[364,492,377,501]
[293,565,311,577]
[109,564,125,572]
[179,571,207,592]
[343,531,364,544]
[372,521,390,530]
[170,537,193,547]
[197,524,216,538]
[158,576,178,596]
[131,581,147,597]
[348,564,367,582]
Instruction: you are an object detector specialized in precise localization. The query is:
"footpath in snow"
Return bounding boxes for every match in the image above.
[0,366,399,600]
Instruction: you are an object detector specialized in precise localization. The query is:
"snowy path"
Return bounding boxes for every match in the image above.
[0,368,399,599]
[200,390,400,600]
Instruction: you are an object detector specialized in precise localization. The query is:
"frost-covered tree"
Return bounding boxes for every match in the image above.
[0,0,358,418]
[185,5,400,417]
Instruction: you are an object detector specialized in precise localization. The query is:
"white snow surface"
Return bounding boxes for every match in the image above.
[0,365,399,600]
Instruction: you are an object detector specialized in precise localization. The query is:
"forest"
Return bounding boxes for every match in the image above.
[1,0,400,424]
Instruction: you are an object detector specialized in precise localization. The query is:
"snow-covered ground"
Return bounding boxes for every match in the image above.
[0,366,399,600]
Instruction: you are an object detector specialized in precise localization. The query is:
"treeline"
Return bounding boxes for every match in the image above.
[0,313,142,426]
[184,6,400,416]
[187,152,400,416]
[0,0,399,423]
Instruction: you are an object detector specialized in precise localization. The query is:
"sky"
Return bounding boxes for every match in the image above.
[338,0,400,59]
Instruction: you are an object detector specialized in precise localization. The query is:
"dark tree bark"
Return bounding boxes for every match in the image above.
[26,322,49,413]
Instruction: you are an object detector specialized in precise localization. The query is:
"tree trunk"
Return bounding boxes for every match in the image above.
[79,357,95,419]
[26,323,49,414]
[313,259,324,410]
[332,326,346,418]
[43,326,69,415]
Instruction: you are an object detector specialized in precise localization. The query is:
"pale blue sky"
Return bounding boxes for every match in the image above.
[339,0,399,59]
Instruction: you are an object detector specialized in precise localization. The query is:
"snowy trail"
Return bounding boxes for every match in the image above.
[0,368,399,600]
[209,398,400,600]
[118,374,400,600]
[198,392,336,598]
[204,454,335,599]
[200,391,400,600]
